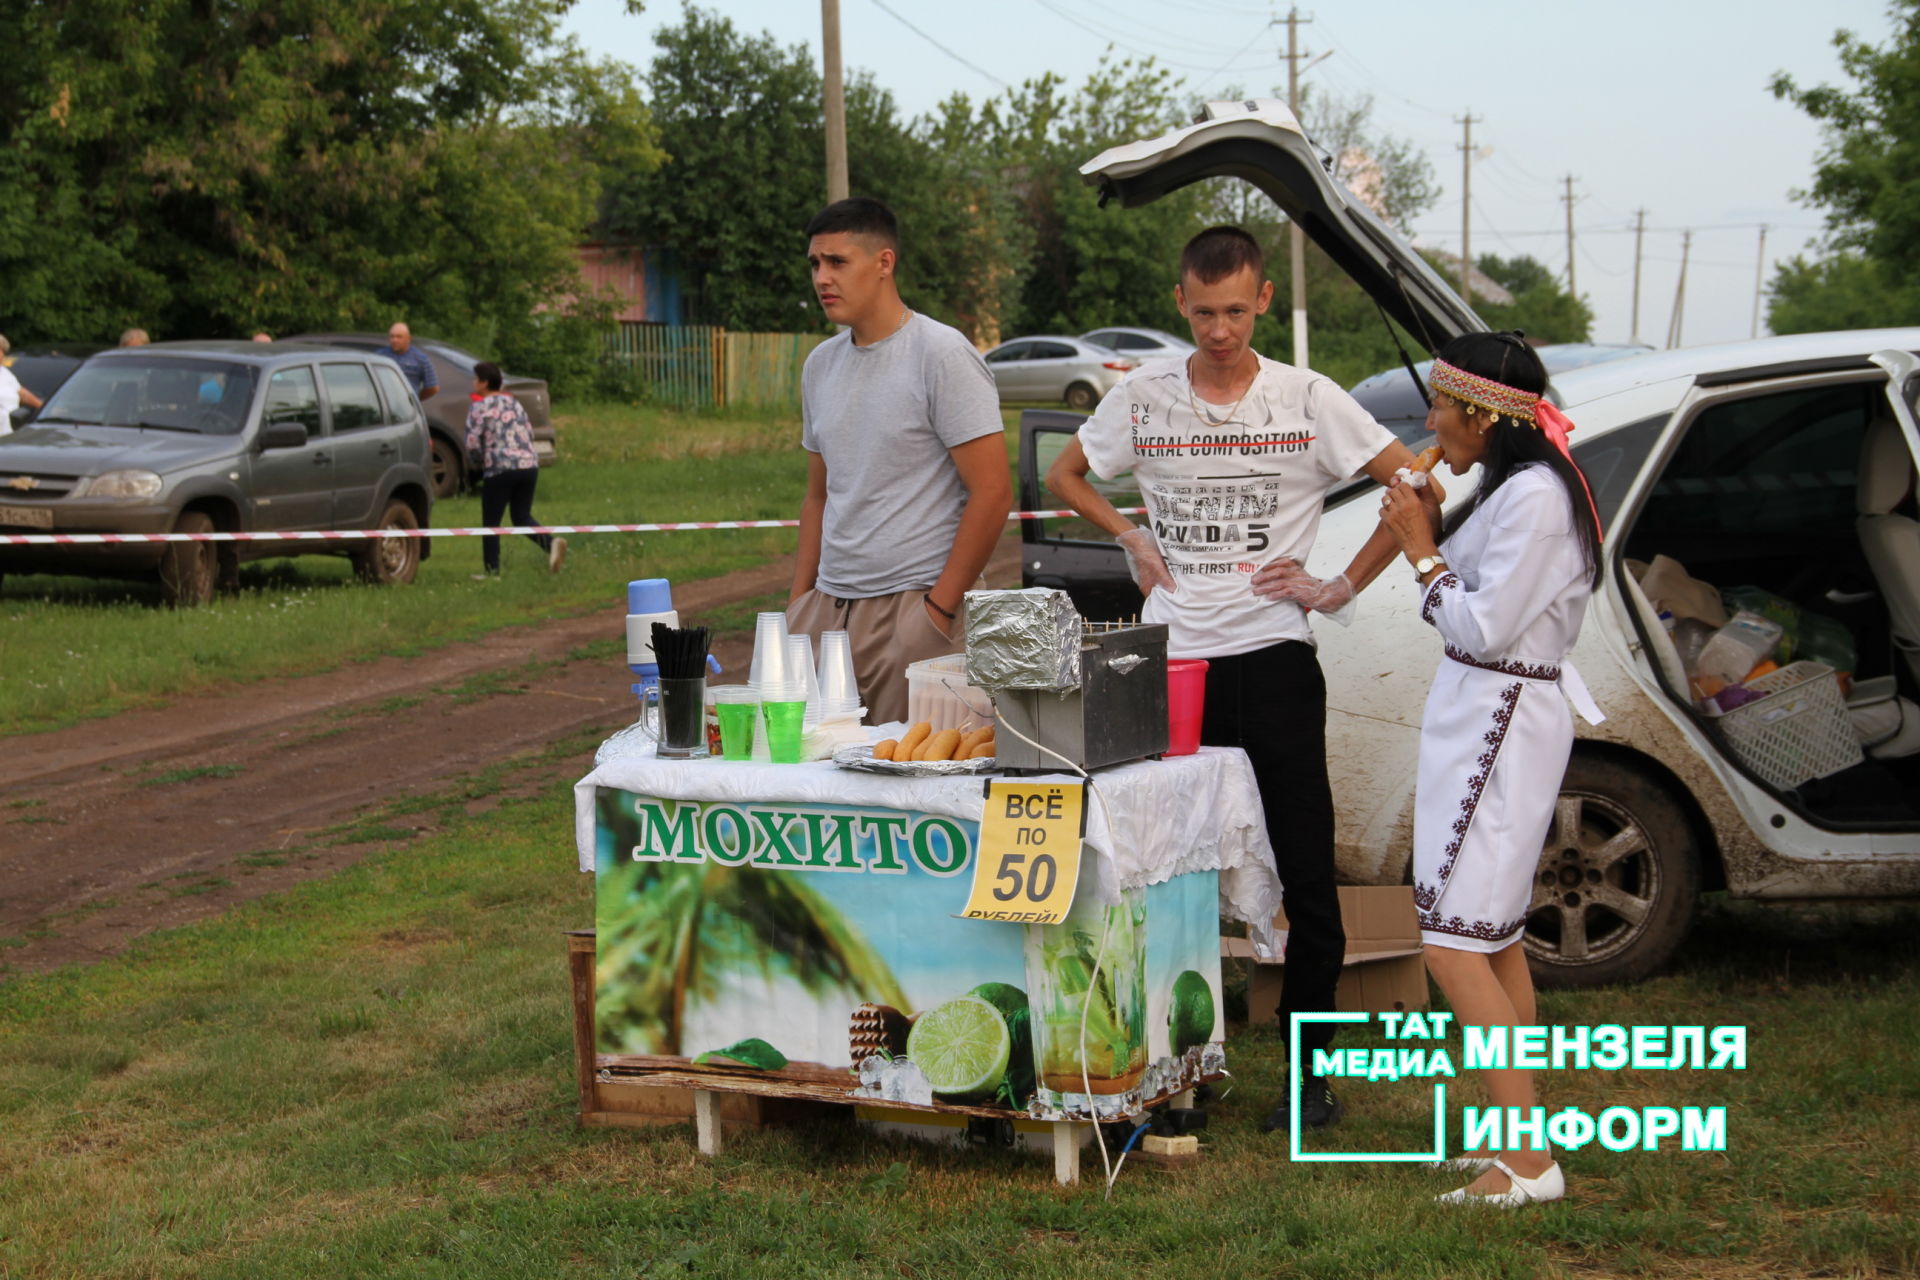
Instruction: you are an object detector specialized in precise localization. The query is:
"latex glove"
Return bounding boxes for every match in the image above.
[1251,559,1356,626]
[1116,526,1177,598]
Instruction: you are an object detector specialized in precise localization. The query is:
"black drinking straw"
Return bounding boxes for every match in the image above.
[650,623,712,680]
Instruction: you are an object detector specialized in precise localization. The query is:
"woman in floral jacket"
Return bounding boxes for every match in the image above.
[465,360,565,577]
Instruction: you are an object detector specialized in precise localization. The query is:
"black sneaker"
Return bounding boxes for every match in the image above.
[1263,1077,1344,1133]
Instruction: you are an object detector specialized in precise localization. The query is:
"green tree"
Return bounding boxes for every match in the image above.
[1768,2,1920,331]
[599,7,825,332]
[1769,252,1919,333]
[1297,87,1440,231]
[1474,254,1594,344]
[977,58,1206,337]
[0,0,654,367]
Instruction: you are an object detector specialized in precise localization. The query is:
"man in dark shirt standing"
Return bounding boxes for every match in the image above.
[380,322,440,402]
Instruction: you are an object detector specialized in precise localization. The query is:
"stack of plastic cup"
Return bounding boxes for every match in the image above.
[749,612,790,692]
[816,630,860,721]
[786,633,823,729]
[748,612,790,761]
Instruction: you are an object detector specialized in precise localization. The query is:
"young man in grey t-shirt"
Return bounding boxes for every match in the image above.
[786,198,1011,725]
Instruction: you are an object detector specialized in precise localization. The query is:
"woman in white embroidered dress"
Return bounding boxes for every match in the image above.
[1379,332,1604,1207]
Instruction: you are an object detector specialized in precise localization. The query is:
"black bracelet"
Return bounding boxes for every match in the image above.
[924,593,956,621]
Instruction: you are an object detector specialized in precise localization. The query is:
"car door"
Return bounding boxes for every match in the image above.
[1026,341,1083,401]
[1018,411,1146,621]
[985,342,1035,400]
[371,361,428,464]
[1597,361,1920,837]
[320,361,397,527]
[247,364,333,531]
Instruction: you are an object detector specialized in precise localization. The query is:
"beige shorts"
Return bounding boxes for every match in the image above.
[787,585,972,726]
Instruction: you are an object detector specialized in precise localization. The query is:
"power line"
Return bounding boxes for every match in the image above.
[866,0,1010,89]
[1032,0,1278,72]
[1193,21,1284,100]
[1306,15,1454,119]
[1411,220,1821,239]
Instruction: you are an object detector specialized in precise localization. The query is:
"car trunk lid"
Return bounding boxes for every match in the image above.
[1080,98,1483,354]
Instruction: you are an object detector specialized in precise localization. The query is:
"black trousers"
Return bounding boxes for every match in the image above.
[478,468,551,572]
[1201,639,1346,1068]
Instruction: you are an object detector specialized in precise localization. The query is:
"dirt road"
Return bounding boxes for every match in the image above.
[0,537,1024,977]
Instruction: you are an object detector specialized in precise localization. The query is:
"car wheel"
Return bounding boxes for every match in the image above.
[429,436,464,500]
[1065,382,1099,412]
[158,511,219,608]
[1523,755,1700,988]
[352,500,422,585]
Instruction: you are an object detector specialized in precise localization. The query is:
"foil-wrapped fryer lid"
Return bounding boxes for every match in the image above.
[963,588,1082,690]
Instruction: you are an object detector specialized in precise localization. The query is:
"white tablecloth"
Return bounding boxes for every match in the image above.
[574,746,1281,925]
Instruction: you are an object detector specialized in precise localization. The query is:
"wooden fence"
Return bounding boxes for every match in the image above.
[606,324,826,409]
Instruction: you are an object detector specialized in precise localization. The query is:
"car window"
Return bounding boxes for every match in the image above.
[38,357,256,435]
[1030,427,1144,544]
[371,364,417,424]
[1570,414,1663,532]
[1112,334,1156,350]
[321,363,384,433]
[1641,383,1872,537]
[1084,331,1120,348]
[987,344,1031,364]
[264,367,323,439]
[1032,342,1078,360]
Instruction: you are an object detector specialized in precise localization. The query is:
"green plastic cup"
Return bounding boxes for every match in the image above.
[711,686,759,760]
[761,694,807,764]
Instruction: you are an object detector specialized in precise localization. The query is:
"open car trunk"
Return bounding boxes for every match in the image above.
[1080,99,1484,354]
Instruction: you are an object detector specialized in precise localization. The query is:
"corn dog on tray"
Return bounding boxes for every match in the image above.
[830,746,998,777]
[833,721,997,776]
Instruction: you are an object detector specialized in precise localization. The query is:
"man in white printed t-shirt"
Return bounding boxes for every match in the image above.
[1047,226,1430,1139]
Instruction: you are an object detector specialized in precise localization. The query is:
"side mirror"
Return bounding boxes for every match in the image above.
[258,420,309,450]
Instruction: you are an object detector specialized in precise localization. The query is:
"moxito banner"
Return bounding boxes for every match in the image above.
[593,788,1224,1120]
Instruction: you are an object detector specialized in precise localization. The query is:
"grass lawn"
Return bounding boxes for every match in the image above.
[2,747,1913,1279]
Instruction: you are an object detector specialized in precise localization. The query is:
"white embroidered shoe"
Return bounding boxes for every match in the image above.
[1426,1155,1496,1175]
[1434,1157,1564,1207]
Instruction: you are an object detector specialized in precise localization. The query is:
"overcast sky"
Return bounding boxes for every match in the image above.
[563,0,1892,357]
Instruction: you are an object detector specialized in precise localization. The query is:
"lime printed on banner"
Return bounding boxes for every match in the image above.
[905,996,1013,1101]
[692,1038,789,1071]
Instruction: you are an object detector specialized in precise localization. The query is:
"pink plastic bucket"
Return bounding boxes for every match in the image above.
[1166,659,1209,757]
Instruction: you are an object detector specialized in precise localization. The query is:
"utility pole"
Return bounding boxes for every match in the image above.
[1456,113,1480,308]
[1666,230,1692,349]
[1751,224,1769,339]
[1630,209,1647,344]
[1561,175,1579,297]
[1283,7,1313,368]
[821,0,849,203]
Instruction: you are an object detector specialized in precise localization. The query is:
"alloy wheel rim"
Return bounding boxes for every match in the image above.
[1523,788,1661,967]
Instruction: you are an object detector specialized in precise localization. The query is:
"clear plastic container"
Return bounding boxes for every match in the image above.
[902,653,997,733]
[1693,610,1785,693]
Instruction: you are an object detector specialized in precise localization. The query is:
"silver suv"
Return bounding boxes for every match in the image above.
[0,341,434,605]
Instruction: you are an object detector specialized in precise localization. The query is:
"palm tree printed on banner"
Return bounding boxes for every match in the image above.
[594,813,910,1057]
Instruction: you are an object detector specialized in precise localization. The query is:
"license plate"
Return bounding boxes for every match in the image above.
[0,504,53,529]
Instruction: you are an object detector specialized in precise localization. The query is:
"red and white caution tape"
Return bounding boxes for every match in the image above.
[0,508,1148,546]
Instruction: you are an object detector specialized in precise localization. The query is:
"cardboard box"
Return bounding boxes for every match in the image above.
[1221,885,1428,1019]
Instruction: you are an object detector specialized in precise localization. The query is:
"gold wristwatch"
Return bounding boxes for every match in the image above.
[1414,554,1447,578]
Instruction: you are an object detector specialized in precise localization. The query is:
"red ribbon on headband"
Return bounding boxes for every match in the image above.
[1536,399,1603,540]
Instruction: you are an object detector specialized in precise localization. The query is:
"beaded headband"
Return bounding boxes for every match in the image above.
[1429,358,1538,423]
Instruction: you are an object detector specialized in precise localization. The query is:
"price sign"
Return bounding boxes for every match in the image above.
[957,780,1085,924]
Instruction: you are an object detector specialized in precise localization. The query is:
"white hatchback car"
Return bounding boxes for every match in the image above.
[1020,100,1920,986]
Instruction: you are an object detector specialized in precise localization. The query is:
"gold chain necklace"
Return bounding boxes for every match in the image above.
[1186,353,1256,426]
